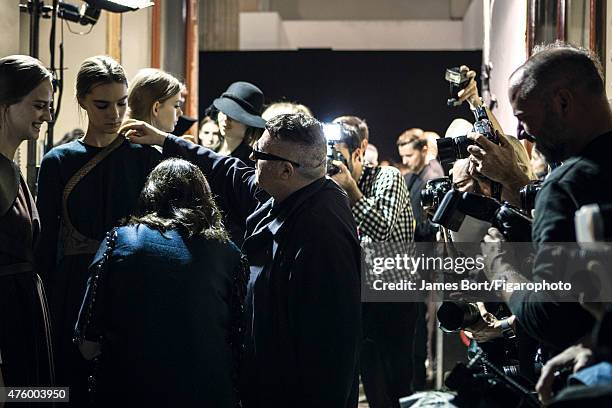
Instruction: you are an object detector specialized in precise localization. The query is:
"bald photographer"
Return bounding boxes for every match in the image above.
[481,43,612,351]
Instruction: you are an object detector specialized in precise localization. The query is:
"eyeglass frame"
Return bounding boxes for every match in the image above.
[251,149,302,168]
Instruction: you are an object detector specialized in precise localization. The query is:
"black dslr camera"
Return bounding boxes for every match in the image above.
[323,123,349,176]
[519,180,543,213]
[420,177,453,214]
[432,190,533,242]
[444,348,540,408]
[436,106,499,167]
[438,67,502,199]
[437,300,481,332]
[437,301,538,408]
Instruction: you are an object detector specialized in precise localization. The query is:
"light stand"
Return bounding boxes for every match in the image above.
[19,0,53,192]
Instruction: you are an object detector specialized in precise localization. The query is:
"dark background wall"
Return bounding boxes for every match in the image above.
[199,50,482,162]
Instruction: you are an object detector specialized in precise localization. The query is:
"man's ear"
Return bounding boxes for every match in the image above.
[555,88,573,116]
[352,147,363,163]
[151,100,161,118]
[279,161,295,180]
[361,139,368,151]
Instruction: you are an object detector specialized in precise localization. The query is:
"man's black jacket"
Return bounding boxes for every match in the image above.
[509,133,612,351]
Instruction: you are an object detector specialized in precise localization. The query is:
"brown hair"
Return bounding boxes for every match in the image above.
[397,128,427,150]
[0,55,52,107]
[128,68,184,122]
[333,115,369,143]
[76,56,127,100]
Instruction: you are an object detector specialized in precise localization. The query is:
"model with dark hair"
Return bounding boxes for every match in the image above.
[0,54,55,392]
[213,81,266,166]
[75,158,247,407]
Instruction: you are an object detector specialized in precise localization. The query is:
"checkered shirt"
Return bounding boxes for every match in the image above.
[353,165,416,282]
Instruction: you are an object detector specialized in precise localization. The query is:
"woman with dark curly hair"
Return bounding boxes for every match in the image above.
[75,158,247,407]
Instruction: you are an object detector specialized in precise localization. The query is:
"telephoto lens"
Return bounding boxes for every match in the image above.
[437,301,481,331]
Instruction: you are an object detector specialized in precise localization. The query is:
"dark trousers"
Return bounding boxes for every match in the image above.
[412,304,427,391]
[361,302,423,408]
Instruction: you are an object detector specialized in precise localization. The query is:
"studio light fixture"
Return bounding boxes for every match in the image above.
[58,0,153,26]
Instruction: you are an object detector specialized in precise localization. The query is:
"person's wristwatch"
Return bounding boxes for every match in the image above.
[500,318,516,340]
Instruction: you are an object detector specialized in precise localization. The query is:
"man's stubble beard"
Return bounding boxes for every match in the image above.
[538,112,574,163]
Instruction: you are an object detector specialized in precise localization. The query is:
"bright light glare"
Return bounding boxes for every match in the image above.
[323,123,342,141]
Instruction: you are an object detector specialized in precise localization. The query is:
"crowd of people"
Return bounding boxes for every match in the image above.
[0,40,611,408]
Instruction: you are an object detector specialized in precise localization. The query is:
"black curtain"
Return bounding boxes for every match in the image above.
[199,49,482,162]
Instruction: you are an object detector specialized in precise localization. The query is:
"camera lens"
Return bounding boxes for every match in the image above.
[519,180,543,213]
[437,301,481,331]
[494,204,533,242]
[454,136,474,160]
[436,136,474,165]
[420,188,434,209]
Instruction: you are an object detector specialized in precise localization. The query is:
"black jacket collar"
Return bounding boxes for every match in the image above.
[248,177,328,239]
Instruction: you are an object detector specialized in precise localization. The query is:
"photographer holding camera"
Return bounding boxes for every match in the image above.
[445,66,536,206]
[482,42,612,352]
[430,65,537,342]
[430,85,540,389]
[330,123,418,407]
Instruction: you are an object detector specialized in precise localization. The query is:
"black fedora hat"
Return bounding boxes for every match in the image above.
[213,81,266,128]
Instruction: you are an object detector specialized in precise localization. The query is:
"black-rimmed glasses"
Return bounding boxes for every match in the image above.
[251,149,301,167]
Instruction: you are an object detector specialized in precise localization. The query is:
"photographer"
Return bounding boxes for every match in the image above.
[333,115,369,151]
[482,42,612,351]
[437,134,539,380]
[330,124,418,406]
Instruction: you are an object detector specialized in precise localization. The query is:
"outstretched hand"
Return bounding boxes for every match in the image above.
[119,119,168,146]
[456,65,481,109]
